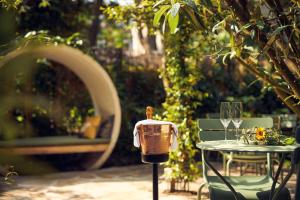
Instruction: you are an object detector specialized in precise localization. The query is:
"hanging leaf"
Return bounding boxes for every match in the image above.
[250,29,256,39]
[229,50,236,59]
[247,79,260,88]
[39,0,50,8]
[283,95,295,102]
[262,25,290,54]
[216,0,221,12]
[153,5,170,26]
[236,47,241,57]
[168,13,179,34]
[222,52,230,64]
[202,0,213,7]
[230,33,235,48]
[256,20,265,30]
[182,0,197,10]
[243,36,256,52]
[272,25,291,35]
[262,34,277,54]
[170,3,180,17]
[162,13,168,33]
[153,0,166,8]
[212,20,225,33]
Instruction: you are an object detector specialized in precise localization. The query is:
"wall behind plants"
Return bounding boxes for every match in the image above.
[193,60,286,117]
[104,66,166,166]
[0,58,94,141]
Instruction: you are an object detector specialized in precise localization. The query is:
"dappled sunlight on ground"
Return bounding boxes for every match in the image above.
[0,162,296,200]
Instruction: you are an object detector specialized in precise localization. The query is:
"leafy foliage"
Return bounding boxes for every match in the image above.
[154,0,300,118]
[159,27,202,189]
[0,0,22,10]
[104,1,203,189]
[0,0,295,176]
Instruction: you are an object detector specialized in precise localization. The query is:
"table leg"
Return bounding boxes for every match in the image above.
[295,147,300,200]
[269,153,286,200]
[272,165,295,200]
[295,164,300,200]
[203,150,239,200]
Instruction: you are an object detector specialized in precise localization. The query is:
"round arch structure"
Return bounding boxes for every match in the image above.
[0,45,121,169]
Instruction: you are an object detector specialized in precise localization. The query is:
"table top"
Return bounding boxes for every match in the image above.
[197,140,300,153]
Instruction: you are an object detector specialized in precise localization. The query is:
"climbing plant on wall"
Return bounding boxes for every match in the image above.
[105,1,206,190]
[160,27,203,191]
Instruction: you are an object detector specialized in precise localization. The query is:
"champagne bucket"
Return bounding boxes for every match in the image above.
[138,124,173,155]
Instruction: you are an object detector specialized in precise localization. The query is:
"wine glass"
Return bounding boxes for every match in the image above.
[220,102,232,142]
[232,102,243,143]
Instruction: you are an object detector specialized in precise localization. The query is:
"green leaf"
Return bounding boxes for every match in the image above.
[182,0,197,10]
[273,25,291,35]
[283,137,296,145]
[162,13,168,33]
[256,20,265,30]
[229,50,236,59]
[153,5,170,27]
[153,0,166,8]
[202,0,213,7]
[237,23,252,34]
[261,25,291,53]
[168,12,179,34]
[170,3,180,17]
[250,29,256,39]
[262,34,276,54]
[39,0,50,8]
[16,116,24,122]
[283,95,295,102]
[230,34,235,48]
[212,20,225,33]
[247,79,260,88]
[222,52,230,64]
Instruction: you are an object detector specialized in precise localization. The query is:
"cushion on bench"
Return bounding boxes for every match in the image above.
[0,136,110,147]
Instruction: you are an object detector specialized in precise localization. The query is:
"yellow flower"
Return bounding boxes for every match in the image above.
[255,128,266,141]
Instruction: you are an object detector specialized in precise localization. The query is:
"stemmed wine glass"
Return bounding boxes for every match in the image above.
[232,102,243,143]
[220,102,232,142]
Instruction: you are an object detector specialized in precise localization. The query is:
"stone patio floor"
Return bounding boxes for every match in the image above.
[0,162,296,200]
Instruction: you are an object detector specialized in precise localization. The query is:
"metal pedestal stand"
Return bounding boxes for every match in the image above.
[141,154,169,200]
[152,163,158,200]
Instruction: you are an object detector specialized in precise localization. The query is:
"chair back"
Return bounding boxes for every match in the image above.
[198,118,273,142]
[205,113,220,119]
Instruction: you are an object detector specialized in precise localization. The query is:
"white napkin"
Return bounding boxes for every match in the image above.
[133,119,178,150]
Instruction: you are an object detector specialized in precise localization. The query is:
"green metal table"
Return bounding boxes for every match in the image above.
[197,140,300,200]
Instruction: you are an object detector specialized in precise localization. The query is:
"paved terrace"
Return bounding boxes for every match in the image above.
[0,163,296,200]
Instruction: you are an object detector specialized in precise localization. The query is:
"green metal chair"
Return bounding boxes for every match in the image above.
[205,113,275,176]
[224,118,275,176]
[197,118,291,200]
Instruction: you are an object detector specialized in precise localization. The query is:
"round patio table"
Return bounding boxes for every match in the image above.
[197,140,300,200]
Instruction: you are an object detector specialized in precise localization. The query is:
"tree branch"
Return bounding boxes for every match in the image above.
[265,0,300,57]
[236,57,292,95]
[227,0,300,100]
[274,88,300,118]
[225,0,250,23]
[264,44,300,99]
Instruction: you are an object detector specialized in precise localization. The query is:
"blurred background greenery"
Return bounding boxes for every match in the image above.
[0,0,294,185]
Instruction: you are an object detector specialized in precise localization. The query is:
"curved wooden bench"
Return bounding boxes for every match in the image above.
[0,45,121,170]
[0,136,110,155]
